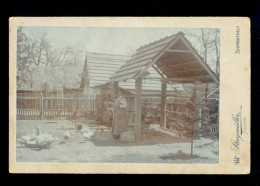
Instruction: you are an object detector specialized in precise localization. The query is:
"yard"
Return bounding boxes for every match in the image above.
[16,120,219,163]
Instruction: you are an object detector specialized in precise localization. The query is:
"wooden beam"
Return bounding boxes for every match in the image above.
[143,75,213,83]
[112,82,119,130]
[160,82,167,128]
[140,71,150,77]
[169,60,197,68]
[205,83,208,99]
[207,87,219,98]
[172,68,205,74]
[152,64,166,78]
[142,94,187,98]
[134,78,142,142]
[165,49,195,53]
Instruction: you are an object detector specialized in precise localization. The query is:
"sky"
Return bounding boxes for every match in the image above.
[21,27,218,69]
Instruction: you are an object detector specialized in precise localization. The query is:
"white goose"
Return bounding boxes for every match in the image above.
[63,131,70,140]
[83,130,94,141]
[18,129,37,145]
[35,127,57,148]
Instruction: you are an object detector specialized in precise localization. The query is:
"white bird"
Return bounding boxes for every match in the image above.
[17,134,31,145]
[29,129,37,140]
[34,127,58,148]
[17,129,37,145]
[36,133,56,148]
[83,130,94,140]
[63,131,70,140]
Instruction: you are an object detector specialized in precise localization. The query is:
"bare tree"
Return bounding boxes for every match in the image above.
[186,28,220,74]
[188,29,215,64]
[23,32,48,66]
[213,30,220,76]
[17,29,85,94]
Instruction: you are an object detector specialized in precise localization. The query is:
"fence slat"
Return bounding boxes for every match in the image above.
[17,94,99,120]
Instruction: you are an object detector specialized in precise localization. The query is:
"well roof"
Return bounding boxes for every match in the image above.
[108,32,219,84]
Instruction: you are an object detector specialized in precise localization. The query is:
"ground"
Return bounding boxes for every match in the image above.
[16,120,219,163]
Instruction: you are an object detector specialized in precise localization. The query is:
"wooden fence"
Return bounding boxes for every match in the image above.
[17,93,97,120]
[166,97,192,127]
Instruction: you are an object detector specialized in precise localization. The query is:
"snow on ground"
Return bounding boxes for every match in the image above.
[149,124,180,138]
[16,120,219,163]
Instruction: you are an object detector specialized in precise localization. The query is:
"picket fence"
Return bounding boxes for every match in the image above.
[16,93,97,120]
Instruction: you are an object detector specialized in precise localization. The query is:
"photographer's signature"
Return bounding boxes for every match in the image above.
[231,105,247,165]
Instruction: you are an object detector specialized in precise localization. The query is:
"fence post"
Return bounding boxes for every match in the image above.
[40,93,43,120]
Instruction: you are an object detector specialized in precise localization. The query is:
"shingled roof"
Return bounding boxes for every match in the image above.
[80,52,130,88]
[80,52,183,92]
[108,31,219,84]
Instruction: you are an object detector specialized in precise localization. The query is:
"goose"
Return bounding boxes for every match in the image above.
[83,130,94,140]
[36,133,55,148]
[17,129,37,145]
[63,131,70,140]
[34,127,57,148]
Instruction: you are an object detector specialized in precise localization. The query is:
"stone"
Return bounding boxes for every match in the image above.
[119,131,135,143]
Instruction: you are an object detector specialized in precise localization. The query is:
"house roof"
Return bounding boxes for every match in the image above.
[108,31,219,84]
[80,52,130,88]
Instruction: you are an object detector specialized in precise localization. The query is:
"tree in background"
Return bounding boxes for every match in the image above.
[17,27,30,82]
[17,28,84,94]
[187,28,220,75]
[213,30,220,76]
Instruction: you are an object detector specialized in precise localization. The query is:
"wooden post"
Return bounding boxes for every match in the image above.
[191,83,197,156]
[205,83,208,100]
[134,78,142,142]
[112,82,119,130]
[193,81,201,139]
[40,93,43,120]
[191,129,194,156]
[160,81,167,128]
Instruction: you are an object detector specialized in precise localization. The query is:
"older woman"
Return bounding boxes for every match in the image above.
[112,95,129,138]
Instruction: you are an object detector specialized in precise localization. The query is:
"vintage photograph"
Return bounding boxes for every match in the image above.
[15,26,220,164]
